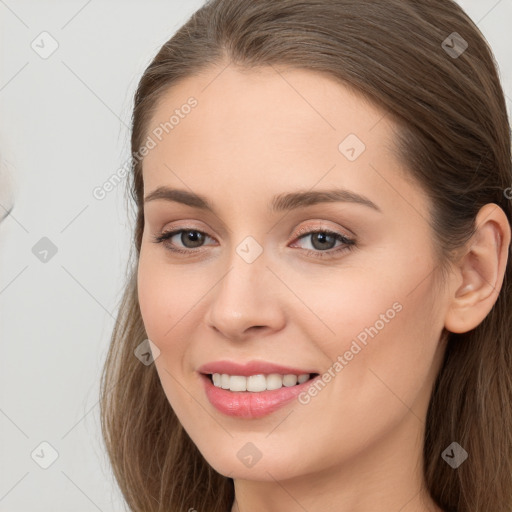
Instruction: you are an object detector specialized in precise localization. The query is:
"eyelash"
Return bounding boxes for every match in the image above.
[151,225,356,260]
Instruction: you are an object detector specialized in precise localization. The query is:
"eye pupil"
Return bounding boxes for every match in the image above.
[311,232,336,250]
[182,230,204,248]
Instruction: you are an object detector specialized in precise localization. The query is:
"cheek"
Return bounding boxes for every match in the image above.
[137,256,168,340]
[137,254,213,349]
[136,255,203,416]
[288,275,442,460]
[291,251,433,351]
[300,245,442,390]
[328,281,441,420]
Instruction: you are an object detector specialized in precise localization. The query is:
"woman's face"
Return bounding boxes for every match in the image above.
[137,64,450,484]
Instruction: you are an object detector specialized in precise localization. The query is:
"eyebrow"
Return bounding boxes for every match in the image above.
[144,186,381,214]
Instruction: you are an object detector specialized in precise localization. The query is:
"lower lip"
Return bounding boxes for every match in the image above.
[200,373,320,419]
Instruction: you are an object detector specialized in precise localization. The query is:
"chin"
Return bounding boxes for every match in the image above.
[200,447,309,482]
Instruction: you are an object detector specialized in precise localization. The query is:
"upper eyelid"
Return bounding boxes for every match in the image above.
[157,217,355,236]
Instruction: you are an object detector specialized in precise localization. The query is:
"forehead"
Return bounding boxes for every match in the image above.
[141,64,425,219]
[145,64,390,158]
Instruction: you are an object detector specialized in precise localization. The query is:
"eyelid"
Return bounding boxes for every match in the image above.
[292,222,355,241]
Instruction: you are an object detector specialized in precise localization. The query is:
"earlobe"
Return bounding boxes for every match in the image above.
[444,204,511,334]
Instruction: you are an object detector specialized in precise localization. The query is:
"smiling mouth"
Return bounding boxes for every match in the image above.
[205,372,320,392]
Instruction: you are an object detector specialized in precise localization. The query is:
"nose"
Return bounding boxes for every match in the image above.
[203,249,286,341]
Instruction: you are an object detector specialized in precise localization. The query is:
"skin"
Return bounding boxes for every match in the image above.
[137,63,510,512]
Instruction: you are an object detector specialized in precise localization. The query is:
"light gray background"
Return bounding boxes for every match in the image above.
[0,1,510,510]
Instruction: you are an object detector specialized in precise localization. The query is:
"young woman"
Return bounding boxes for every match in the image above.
[99,1,512,511]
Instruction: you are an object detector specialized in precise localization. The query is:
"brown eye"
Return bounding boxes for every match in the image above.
[178,230,206,249]
[290,228,356,260]
[308,232,338,251]
[152,228,215,253]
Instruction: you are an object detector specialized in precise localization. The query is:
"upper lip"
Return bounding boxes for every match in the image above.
[197,360,318,376]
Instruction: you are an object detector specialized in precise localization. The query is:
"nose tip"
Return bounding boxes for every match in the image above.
[204,261,285,341]
[211,322,268,339]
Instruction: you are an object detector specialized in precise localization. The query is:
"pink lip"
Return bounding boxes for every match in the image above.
[198,372,321,419]
[197,360,317,377]
[197,360,320,418]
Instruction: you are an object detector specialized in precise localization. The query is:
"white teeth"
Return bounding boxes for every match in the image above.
[229,375,247,392]
[267,374,284,390]
[212,373,222,387]
[220,374,230,389]
[297,374,310,384]
[211,373,312,392]
[282,374,297,387]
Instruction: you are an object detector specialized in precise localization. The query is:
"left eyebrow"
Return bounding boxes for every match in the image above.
[144,186,382,214]
[271,188,381,213]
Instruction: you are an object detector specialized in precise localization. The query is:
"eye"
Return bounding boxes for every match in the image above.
[152,228,215,254]
[151,226,356,260]
[290,227,356,259]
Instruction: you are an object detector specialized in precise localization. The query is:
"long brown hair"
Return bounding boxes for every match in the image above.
[99,1,512,510]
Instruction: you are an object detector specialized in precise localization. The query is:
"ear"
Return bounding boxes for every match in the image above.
[444,203,511,334]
